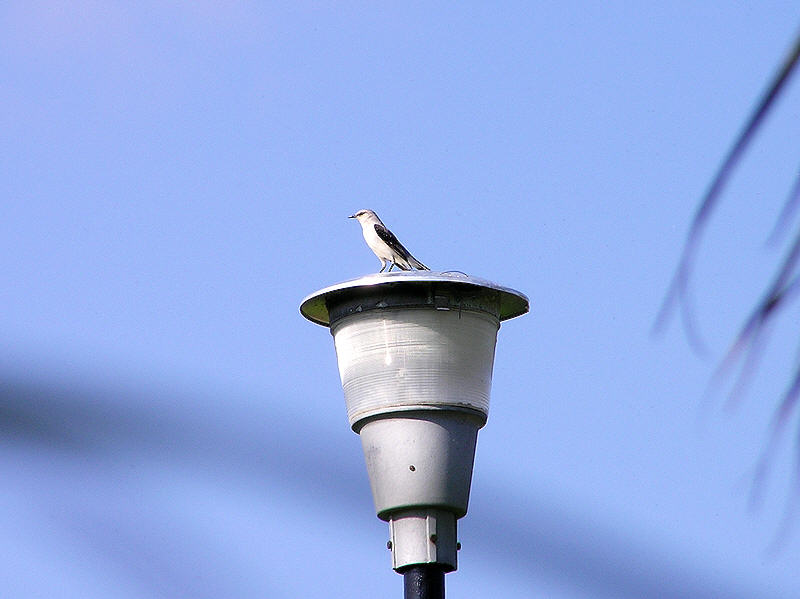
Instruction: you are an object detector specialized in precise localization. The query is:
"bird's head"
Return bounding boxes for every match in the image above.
[349,209,378,222]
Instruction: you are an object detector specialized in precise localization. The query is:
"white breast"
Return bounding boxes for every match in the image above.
[361,221,392,260]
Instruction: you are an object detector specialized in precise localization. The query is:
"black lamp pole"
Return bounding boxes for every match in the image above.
[403,565,445,599]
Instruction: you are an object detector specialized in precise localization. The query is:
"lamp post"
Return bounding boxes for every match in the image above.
[300,271,528,598]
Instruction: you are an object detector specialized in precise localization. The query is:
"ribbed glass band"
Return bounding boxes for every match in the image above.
[331,308,499,427]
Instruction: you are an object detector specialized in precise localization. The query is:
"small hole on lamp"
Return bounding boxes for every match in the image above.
[409,465,416,472]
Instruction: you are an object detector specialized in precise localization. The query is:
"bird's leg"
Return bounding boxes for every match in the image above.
[387,262,395,272]
[379,260,387,273]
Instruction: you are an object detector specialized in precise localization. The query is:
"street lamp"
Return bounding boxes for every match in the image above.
[300,270,528,598]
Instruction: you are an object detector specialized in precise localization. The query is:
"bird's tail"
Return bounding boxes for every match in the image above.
[408,256,429,270]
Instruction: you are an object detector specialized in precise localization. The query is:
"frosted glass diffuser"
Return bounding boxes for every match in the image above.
[332,308,498,427]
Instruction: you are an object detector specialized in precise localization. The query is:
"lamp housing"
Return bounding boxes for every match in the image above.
[300,271,527,572]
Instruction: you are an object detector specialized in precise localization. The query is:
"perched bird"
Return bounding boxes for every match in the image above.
[349,209,429,272]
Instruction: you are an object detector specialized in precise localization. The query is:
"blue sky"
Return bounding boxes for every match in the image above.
[2,2,800,597]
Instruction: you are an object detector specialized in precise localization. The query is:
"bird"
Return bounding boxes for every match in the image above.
[349,209,429,273]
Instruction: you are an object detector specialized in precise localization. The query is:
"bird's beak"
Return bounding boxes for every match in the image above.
[348,214,356,219]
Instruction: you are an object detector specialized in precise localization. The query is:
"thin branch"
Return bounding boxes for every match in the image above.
[654,31,800,345]
[711,255,800,400]
[749,364,800,511]
[769,226,800,293]
[766,169,800,247]
[722,320,771,413]
[764,411,800,556]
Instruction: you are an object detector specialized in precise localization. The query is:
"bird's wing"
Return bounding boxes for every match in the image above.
[374,223,413,261]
